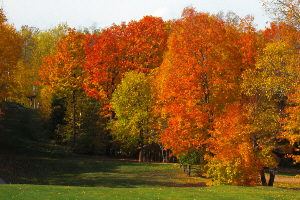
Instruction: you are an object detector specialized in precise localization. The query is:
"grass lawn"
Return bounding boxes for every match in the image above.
[1,103,300,199]
[1,184,299,199]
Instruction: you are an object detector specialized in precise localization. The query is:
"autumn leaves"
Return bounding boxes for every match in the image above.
[2,2,300,186]
[157,8,263,185]
[0,9,22,109]
[155,6,300,185]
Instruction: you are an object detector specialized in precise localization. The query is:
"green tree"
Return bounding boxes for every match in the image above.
[47,94,67,139]
[73,98,110,155]
[111,71,154,161]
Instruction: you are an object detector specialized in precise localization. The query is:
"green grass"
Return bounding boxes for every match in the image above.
[1,103,300,199]
[1,185,299,199]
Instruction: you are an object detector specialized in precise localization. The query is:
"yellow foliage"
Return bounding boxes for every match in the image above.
[0,9,22,102]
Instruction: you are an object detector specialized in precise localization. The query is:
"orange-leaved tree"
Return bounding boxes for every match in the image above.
[84,23,128,116]
[39,28,86,147]
[157,7,252,158]
[156,7,267,185]
[84,16,168,117]
[0,8,22,111]
[206,102,266,186]
[124,16,168,73]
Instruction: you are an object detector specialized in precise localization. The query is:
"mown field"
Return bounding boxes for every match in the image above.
[0,103,300,199]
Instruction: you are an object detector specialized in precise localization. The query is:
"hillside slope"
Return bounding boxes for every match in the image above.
[0,102,69,184]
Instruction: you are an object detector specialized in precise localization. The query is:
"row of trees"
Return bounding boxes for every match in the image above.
[1,0,300,186]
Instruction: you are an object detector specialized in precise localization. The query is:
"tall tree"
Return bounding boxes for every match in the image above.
[157,7,252,156]
[111,71,154,162]
[155,7,266,185]
[0,8,22,109]
[241,25,300,184]
[39,28,86,147]
[84,23,128,115]
[261,0,300,169]
[34,23,69,119]
[9,26,39,105]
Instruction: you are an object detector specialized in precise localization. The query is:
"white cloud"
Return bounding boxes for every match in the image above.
[152,7,170,19]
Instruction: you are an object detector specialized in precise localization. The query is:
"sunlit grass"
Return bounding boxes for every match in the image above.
[1,184,299,200]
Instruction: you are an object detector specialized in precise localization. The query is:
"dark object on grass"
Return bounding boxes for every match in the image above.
[261,168,277,186]
[268,169,276,186]
[0,176,10,184]
[261,169,267,186]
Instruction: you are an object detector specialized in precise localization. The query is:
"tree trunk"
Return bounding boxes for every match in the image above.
[161,148,165,163]
[260,169,267,186]
[72,90,76,148]
[166,149,169,163]
[268,169,276,186]
[107,111,116,156]
[140,129,144,162]
[187,165,191,176]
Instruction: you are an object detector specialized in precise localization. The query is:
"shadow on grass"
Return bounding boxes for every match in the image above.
[1,157,208,188]
[0,104,207,188]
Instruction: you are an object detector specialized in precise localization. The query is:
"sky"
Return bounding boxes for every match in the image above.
[1,0,272,31]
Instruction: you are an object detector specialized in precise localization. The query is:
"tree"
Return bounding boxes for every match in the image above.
[157,7,252,156]
[0,8,22,106]
[155,7,270,185]
[39,28,86,147]
[283,83,300,164]
[84,23,128,115]
[241,33,300,185]
[73,97,110,155]
[111,71,154,162]
[124,16,168,73]
[263,0,300,28]
[258,1,300,166]
[206,102,266,186]
[84,16,168,115]
[47,94,67,139]
[9,26,39,105]
[34,23,69,119]
[84,16,168,155]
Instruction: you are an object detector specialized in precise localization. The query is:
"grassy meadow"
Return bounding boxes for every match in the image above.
[0,103,300,199]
